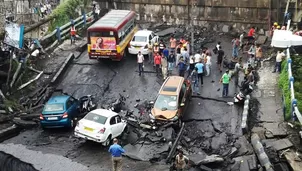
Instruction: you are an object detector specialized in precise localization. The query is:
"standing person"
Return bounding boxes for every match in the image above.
[239,32,245,51]
[185,40,190,55]
[181,47,189,63]
[233,59,243,87]
[205,52,212,76]
[167,50,176,75]
[137,51,144,76]
[189,68,200,95]
[170,35,177,51]
[255,44,263,67]
[217,46,224,72]
[194,51,202,65]
[195,59,204,87]
[247,44,256,67]
[273,50,285,73]
[188,54,195,77]
[177,57,186,77]
[213,41,221,54]
[247,26,256,43]
[159,39,165,54]
[70,24,76,44]
[205,47,212,57]
[161,53,168,80]
[231,37,240,59]
[154,52,161,76]
[163,47,169,58]
[175,42,182,66]
[180,37,186,44]
[220,70,231,97]
[148,41,153,64]
[175,150,189,171]
[271,22,278,37]
[108,138,125,171]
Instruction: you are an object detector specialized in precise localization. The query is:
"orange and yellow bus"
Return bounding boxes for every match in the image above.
[87,10,138,61]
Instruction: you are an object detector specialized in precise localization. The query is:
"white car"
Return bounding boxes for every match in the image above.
[128,29,159,55]
[74,109,127,146]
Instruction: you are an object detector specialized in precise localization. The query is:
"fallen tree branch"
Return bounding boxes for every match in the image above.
[17,71,43,90]
[10,62,22,87]
[0,89,13,113]
[6,52,13,87]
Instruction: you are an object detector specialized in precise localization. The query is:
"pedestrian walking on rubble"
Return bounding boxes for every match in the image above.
[175,150,189,171]
[189,67,200,95]
[161,53,168,80]
[232,37,240,59]
[109,138,125,171]
[70,24,76,44]
[148,41,153,64]
[159,39,165,54]
[273,50,285,73]
[170,35,177,52]
[220,69,231,97]
[154,52,161,76]
[167,50,176,75]
[205,52,211,76]
[195,59,204,87]
[137,51,144,76]
[188,55,195,78]
[217,46,224,72]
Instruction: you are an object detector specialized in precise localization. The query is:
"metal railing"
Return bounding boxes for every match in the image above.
[39,11,94,51]
[285,19,302,124]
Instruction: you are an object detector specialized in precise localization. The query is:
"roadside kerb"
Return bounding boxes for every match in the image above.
[75,42,88,59]
[241,95,250,134]
[251,133,274,171]
[50,53,75,85]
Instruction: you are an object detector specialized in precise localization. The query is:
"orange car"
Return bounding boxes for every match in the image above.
[150,76,192,125]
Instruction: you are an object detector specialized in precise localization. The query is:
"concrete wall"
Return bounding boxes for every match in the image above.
[96,0,302,31]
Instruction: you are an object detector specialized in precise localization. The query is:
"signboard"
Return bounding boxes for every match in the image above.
[90,37,116,50]
[4,22,24,49]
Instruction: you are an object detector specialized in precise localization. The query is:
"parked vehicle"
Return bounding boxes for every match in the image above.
[78,94,97,114]
[234,79,254,104]
[40,95,80,129]
[149,76,192,127]
[128,29,159,55]
[87,10,138,61]
[74,109,127,146]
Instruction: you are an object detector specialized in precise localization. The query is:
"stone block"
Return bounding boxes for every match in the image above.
[222,25,229,33]
[256,35,267,45]
[265,139,293,151]
[261,123,288,138]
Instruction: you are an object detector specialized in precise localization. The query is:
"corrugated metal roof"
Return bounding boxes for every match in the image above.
[89,10,133,29]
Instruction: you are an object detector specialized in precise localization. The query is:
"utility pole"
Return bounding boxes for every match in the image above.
[191,0,194,55]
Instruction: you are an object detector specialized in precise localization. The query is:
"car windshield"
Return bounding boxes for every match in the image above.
[132,36,147,42]
[84,112,107,124]
[44,104,64,112]
[154,95,177,110]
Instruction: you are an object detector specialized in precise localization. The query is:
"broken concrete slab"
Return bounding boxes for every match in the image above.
[189,153,207,166]
[189,154,223,166]
[124,142,169,161]
[0,124,20,142]
[13,118,38,129]
[274,163,290,171]
[199,155,224,164]
[265,139,293,151]
[232,155,257,171]
[211,132,227,152]
[212,121,222,132]
[199,165,213,171]
[256,35,267,45]
[222,25,229,33]
[183,121,215,140]
[0,114,12,123]
[156,27,175,37]
[234,136,254,157]
[251,127,266,140]
[261,122,287,138]
[50,53,75,85]
[284,150,302,171]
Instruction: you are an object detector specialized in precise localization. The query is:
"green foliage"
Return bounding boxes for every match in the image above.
[279,55,302,120]
[48,0,90,32]
[279,60,291,120]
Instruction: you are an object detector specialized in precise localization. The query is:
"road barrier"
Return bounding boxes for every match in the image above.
[284,19,302,125]
[39,11,94,51]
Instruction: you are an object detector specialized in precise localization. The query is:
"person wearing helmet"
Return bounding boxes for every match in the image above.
[271,22,278,37]
[153,43,159,66]
[277,25,281,30]
[220,69,231,97]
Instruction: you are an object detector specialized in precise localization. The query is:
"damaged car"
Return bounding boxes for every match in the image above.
[149,76,192,127]
[74,109,127,146]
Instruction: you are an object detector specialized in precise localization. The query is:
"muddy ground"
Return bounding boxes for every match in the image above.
[0,26,247,171]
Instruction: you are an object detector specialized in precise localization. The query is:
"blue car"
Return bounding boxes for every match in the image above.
[40,95,80,129]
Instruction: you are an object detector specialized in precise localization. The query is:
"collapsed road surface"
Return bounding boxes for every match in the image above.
[0,27,246,171]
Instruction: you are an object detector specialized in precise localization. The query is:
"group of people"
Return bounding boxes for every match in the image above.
[33,2,52,18]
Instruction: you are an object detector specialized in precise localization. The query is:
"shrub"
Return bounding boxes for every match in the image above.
[278,60,291,120]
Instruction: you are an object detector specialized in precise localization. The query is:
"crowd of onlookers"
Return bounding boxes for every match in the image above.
[33,2,53,18]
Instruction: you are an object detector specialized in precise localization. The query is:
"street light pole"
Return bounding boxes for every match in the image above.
[190,0,194,55]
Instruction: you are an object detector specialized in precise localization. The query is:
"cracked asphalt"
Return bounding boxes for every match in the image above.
[1,34,244,170]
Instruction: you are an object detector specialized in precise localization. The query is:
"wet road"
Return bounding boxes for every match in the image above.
[1,36,243,170]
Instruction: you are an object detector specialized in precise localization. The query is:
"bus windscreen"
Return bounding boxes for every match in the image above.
[89,31,116,50]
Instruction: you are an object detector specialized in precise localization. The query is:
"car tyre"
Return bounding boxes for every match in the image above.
[103,135,112,146]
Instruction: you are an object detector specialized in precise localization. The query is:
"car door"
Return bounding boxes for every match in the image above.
[66,97,77,118]
[109,116,119,138]
[114,115,124,136]
[178,83,186,117]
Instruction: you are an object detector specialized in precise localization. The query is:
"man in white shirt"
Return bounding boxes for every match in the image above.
[273,50,285,73]
[137,51,144,76]
[194,51,201,64]
[205,54,211,76]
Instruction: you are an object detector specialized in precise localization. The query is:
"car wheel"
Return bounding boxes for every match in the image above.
[103,135,112,146]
